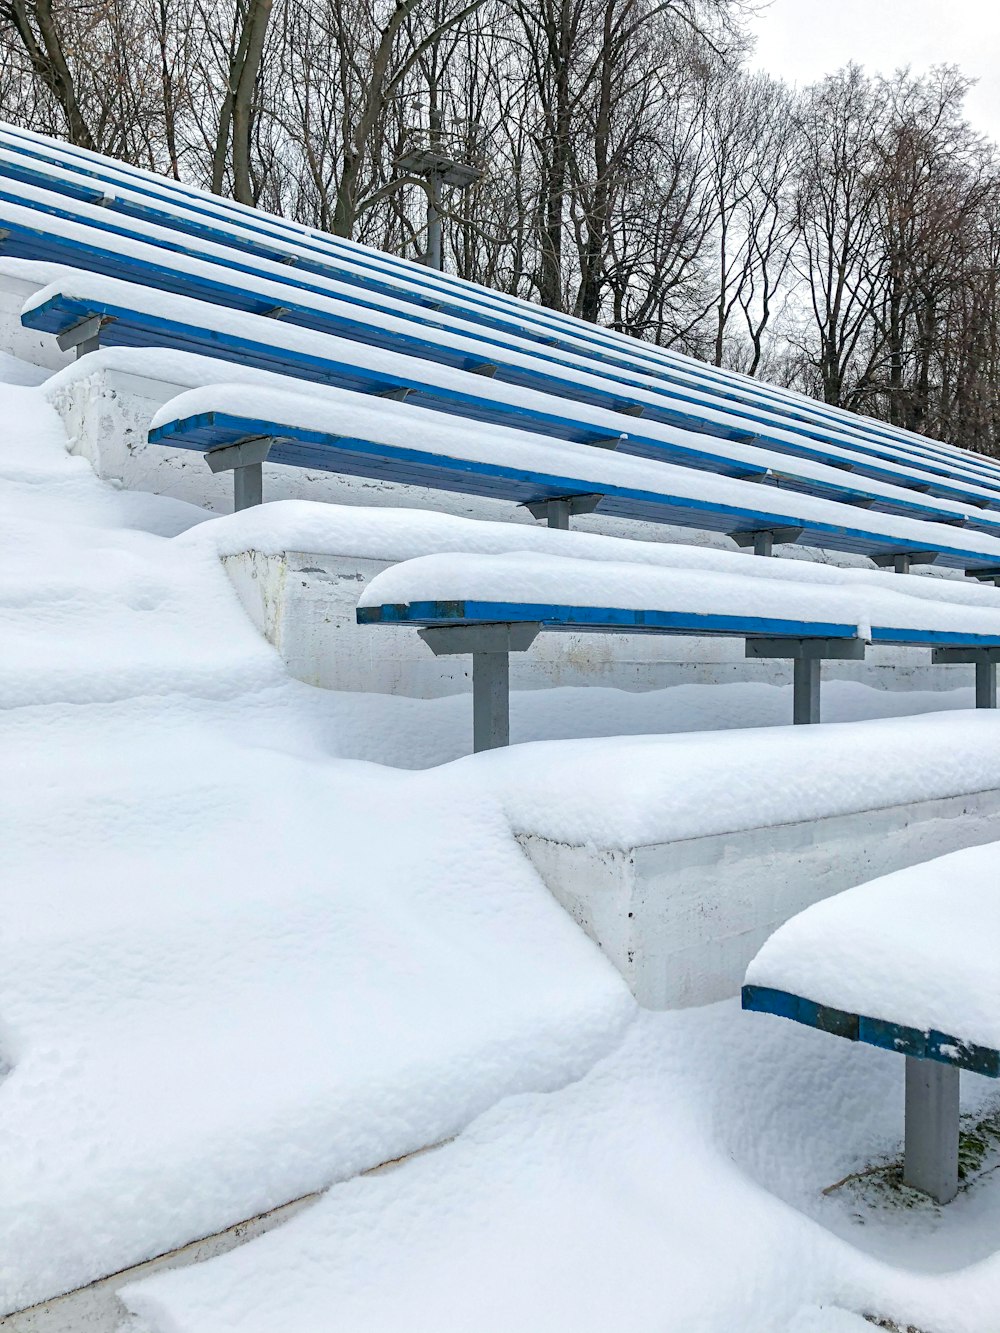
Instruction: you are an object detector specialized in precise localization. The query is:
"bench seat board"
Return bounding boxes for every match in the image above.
[742,984,1000,1078]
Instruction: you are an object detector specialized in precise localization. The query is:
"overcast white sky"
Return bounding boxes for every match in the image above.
[747,0,1000,143]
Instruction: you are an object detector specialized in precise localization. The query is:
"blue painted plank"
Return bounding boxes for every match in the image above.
[148,406,1000,568]
[742,984,1000,1078]
[355,600,859,640]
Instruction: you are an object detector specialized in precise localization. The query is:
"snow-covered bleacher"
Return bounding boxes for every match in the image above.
[8,114,1000,1331]
[745,842,1000,1203]
[357,550,1000,744]
[5,119,1000,576]
[26,267,1000,556]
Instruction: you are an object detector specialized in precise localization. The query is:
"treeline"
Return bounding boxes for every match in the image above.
[1,0,999,452]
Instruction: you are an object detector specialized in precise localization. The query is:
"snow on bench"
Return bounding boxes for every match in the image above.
[23,269,1000,551]
[357,551,1000,748]
[5,120,1000,502]
[743,842,1000,1203]
[6,183,1000,513]
[147,377,1000,578]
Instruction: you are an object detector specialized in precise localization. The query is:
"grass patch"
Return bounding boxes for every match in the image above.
[823,1102,1000,1210]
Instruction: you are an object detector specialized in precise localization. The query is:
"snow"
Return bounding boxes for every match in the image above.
[2,228,1000,1330]
[119,1006,1000,1333]
[188,497,1000,612]
[470,710,1000,848]
[357,548,1000,641]
[745,841,1000,1051]
[0,361,632,1312]
[0,347,47,386]
[148,376,1000,563]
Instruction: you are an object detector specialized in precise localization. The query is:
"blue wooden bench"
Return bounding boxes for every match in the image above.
[5,181,1000,515]
[742,980,996,1204]
[4,121,1000,499]
[23,275,1000,581]
[355,553,1000,747]
[742,838,1000,1210]
[145,383,1000,581]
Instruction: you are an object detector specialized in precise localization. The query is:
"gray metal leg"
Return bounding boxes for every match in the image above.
[976,658,997,709]
[753,531,773,558]
[793,656,821,724]
[903,1057,959,1204]
[546,499,570,530]
[472,651,509,752]
[233,462,263,511]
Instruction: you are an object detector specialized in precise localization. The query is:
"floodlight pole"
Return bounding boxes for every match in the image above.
[426,169,443,272]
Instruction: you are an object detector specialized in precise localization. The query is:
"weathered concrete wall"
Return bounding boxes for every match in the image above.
[223,546,969,698]
[0,274,74,372]
[519,787,1000,1010]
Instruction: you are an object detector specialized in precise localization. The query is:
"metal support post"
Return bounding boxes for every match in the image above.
[546,498,569,531]
[793,656,821,724]
[204,437,275,512]
[418,623,541,754]
[978,658,998,709]
[903,1057,960,1204]
[931,646,1000,708]
[966,567,1000,587]
[471,650,510,751]
[746,637,865,727]
[233,463,263,511]
[730,526,803,557]
[524,494,603,530]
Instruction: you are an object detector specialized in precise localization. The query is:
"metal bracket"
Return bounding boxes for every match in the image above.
[586,432,627,450]
[746,638,866,661]
[261,305,290,320]
[524,494,604,530]
[418,623,540,656]
[379,386,413,401]
[730,526,804,557]
[204,436,274,511]
[931,646,1000,708]
[872,551,940,574]
[467,362,498,377]
[966,568,1000,584]
[56,313,110,357]
[615,402,645,417]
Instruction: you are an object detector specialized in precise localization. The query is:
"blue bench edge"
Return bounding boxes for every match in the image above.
[742,984,1000,1077]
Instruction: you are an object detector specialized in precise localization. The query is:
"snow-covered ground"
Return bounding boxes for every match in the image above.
[4,347,1000,1331]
